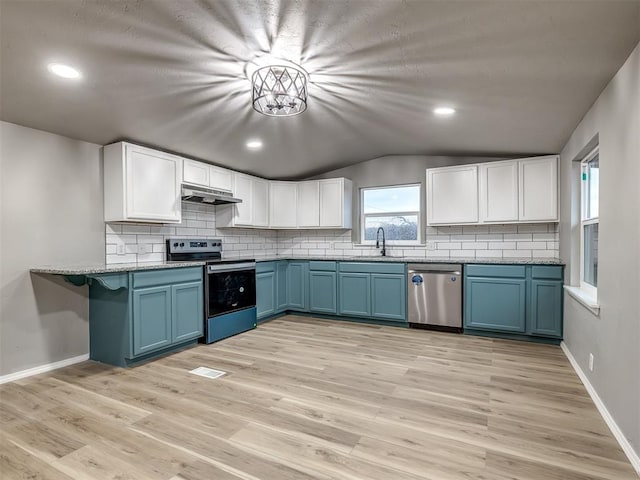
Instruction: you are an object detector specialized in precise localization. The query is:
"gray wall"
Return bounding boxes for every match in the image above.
[311,154,510,241]
[0,122,103,376]
[559,43,640,456]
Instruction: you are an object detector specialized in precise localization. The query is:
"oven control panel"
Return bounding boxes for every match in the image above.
[167,238,222,253]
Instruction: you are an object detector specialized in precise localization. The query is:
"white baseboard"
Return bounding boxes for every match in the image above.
[561,342,640,476]
[0,353,89,385]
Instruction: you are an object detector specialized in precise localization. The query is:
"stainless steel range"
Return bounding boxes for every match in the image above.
[166,238,256,344]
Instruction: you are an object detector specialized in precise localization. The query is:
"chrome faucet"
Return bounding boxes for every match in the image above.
[375,227,386,256]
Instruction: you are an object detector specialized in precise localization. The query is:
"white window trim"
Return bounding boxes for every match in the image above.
[579,146,599,300]
[360,184,421,246]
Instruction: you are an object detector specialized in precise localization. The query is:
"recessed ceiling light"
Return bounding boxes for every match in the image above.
[47,63,81,79]
[246,139,263,150]
[434,107,456,116]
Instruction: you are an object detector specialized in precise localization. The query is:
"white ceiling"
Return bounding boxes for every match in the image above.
[1,1,639,179]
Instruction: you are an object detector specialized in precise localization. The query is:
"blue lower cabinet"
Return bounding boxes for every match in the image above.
[89,267,204,367]
[530,280,563,337]
[338,273,371,317]
[287,262,308,311]
[464,264,564,342]
[371,274,406,321]
[309,271,337,314]
[276,261,288,312]
[172,282,204,343]
[132,286,173,356]
[464,277,527,333]
[256,270,276,320]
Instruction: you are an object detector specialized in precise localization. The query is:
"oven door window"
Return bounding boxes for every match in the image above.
[207,269,256,317]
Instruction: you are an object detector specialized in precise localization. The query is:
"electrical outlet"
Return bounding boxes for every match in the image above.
[138,244,150,255]
[116,243,126,255]
[426,241,436,250]
[589,353,594,372]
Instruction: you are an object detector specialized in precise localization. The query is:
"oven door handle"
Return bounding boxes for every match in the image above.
[207,262,256,273]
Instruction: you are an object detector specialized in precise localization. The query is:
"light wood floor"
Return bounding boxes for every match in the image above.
[1,315,636,480]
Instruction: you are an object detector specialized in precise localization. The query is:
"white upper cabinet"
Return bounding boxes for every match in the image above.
[233,173,253,225]
[479,160,519,223]
[183,159,209,187]
[216,173,269,228]
[427,165,479,225]
[209,165,233,192]
[519,155,558,222]
[269,182,298,228]
[297,181,320,227]
[104,142,182,223]
[427,155,558,226]
[319,178,352,228]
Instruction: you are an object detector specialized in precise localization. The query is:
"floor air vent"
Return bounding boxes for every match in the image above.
[189,367,227,379]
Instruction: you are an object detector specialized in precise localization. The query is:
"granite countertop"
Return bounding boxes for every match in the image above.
[243,255,565,265]
[31,255,564,275]
[30,261,207,275]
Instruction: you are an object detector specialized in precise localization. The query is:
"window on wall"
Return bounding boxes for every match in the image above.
[361,184,421,244]
[581,147,599,297]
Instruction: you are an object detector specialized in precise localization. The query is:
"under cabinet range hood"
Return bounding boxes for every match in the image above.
[181,185,242,205]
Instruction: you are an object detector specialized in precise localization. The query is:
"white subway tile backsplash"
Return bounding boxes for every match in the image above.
[533,232,557,241]
[105,203,559,265]
[450,234,476,241]
[504,249,532,258]
[489,224,518,233]
[461,242,488,250]
[504,233,533,240]
[475,250,502,258]
[517,224,548,233]
[520,241,548,250]
[489,242,517,250]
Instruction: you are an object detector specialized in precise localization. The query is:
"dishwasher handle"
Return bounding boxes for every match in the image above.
[408,269,461,275]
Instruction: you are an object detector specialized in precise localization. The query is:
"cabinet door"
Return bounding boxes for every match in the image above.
[256,271,276,319]
[297,181,320,227]
[519,156,558,222]
[319,179,343,227]
[480,161,519,223]
[126,145,182,222]
[530,280,563,337]
[464,277,526,333]
[276,261,288,312]
[172,282,204,343]
[371,274,406,321]
[233,174,253,225]
[252,178,270,227]
[309,271,337,314]
[132,286,172,356]
[269,182,298,228]
[209,166,233,192]
[183,159,209,187]
[427,166,478,225]
[287,262,308,311]
[338,273,371,317]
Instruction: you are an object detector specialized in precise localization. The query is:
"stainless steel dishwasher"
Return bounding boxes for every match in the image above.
[407,264,462,332]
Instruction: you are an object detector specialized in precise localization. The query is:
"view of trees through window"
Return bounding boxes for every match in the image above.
[361,185,420,242]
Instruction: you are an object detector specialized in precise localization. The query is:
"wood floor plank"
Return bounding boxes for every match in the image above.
[0,315,635,480]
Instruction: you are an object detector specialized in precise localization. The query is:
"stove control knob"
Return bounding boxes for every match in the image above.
[173,242,179,247]
[179,242,185,247]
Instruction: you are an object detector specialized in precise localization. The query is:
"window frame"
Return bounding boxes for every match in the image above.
[580,146,599,298]
[360,183,422,246]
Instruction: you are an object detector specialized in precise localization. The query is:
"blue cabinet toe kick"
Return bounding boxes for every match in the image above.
[206,307,257,344]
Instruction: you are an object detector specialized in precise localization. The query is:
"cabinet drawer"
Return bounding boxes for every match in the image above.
[465,264,526,278]
[531,265,563,280]
[309,261,337,271]
[256,261,276,274]
[132,267,202,289]
[339,262,405,274]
